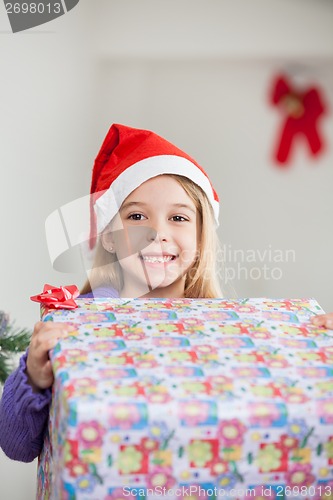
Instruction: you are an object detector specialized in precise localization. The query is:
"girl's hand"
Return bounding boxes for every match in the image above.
[311,312,333,330]
[26,321,74,391]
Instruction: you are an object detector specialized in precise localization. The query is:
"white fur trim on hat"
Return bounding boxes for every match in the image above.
[94,155,219,233]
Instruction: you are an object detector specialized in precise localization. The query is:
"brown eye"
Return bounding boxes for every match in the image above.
[128,213,146,221]
[171,216,188,222]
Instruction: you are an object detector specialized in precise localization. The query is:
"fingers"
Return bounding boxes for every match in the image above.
[33,321,74,336]
[31,323,73,355]
[32,330,68,362]
[27,322,75,390]
[311,313,333,330]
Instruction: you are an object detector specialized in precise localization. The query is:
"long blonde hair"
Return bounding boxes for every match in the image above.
[80,174,222,298]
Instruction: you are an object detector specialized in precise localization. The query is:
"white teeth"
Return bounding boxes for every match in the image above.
[142,255,174,263]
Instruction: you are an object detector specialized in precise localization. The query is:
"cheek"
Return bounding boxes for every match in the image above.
[113,233,140,258]
[113,234,129,259]
[177,235,198,261]
[180,249,198,267]
[115,226,157,257]
[180,227,198,247]
[178,230,199,266]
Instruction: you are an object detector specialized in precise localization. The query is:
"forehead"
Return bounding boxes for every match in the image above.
[124,175,194,205]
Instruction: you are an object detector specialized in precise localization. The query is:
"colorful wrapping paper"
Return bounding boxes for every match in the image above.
[37,298,333,500]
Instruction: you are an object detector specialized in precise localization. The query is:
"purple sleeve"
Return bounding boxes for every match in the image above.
[80,285,120,299]
[0,351,52,462]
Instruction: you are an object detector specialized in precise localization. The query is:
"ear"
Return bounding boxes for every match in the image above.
[101,227,116,254]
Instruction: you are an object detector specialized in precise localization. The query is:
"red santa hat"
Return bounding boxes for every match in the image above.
[89,123,219,249]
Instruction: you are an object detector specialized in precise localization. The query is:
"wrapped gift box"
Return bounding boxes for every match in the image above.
[37,298,333,499]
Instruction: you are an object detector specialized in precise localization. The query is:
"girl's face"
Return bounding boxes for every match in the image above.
[106,175,200,298]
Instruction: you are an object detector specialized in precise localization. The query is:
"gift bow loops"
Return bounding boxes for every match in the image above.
[30,284,79,309]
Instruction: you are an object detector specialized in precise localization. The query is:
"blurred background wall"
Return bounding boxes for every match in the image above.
[0,1,332,498]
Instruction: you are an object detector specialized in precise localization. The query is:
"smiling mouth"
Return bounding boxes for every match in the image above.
[140,255,176,264]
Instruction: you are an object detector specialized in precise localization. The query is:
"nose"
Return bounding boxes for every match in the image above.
[146,223,167,242]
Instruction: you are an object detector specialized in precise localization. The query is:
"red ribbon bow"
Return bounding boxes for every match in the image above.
[271,74,326,165]
[30,284,80,309]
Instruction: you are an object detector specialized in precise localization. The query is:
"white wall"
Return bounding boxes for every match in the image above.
[0,1,332,498]
[0,2,98,498]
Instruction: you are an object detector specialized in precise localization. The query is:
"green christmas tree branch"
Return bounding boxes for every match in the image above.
[0,311,31,384]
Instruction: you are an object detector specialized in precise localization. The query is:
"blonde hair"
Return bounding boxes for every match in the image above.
[80,174,222,298]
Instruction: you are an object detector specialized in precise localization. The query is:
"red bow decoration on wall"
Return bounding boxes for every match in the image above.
[30,284,79,309]
[270,74,327,165]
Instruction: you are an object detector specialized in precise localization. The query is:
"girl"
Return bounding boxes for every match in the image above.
[0,124,332,463]
[0,123,222,462]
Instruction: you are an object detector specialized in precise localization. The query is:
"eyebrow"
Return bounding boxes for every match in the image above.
[120,201,196,214]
